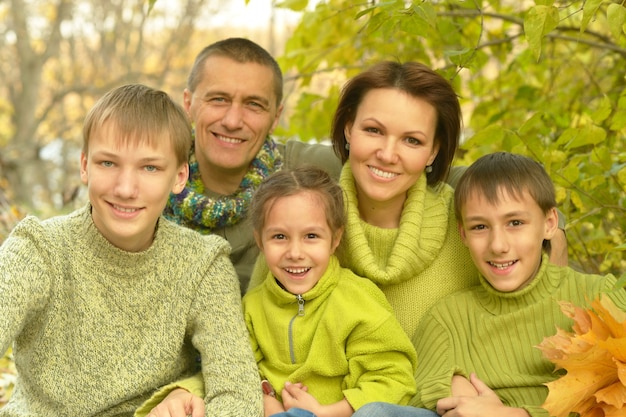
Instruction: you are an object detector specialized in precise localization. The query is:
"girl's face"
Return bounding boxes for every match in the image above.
[345,88,439,224]
[255,191,342,295]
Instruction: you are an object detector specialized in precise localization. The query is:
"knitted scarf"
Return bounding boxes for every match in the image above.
[164,136,283,232]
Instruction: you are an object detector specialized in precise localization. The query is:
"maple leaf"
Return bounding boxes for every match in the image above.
[537,295,626,417]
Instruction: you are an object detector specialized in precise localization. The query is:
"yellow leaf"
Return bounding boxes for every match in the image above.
[595,378,626,407]
[538,296,626,416]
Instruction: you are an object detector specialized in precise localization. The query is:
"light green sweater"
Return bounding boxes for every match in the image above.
[244,256,417,410]
[0,204,262,417]
[411,255,626,416]
[335,164,479,343]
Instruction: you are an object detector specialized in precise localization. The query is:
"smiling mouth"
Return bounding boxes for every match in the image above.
[488,260,517,270]
[113,204,139,213]
[215,134,245,144]
[284,267,311,275]
[368,165,398,179]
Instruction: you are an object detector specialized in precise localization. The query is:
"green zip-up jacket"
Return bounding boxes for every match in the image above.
[244,256,417,411]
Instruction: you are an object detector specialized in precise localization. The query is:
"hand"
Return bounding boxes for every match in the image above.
[264,393,285,417]
[281,381,320,414]
[146,388,205,417]
[436,373,529,417]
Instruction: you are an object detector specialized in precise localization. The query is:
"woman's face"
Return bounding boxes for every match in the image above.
[345,88,439,219]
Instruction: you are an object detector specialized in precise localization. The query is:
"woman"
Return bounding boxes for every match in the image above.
[327,61,477,344]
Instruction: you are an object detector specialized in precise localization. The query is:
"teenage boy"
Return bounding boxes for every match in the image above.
[351,152,626,417]
[0,84,261,416]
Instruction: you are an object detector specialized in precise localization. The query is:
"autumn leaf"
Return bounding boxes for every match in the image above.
[537,295,626,417]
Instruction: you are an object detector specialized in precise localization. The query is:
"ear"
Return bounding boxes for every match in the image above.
[427,140,441,166]
[457,222,468,246]
[543,207,559,240]
[182,88,192,116]
[254,231,263,250]
[344,122,353,144]
[270,103,284,134]
[171,163,189,194]
[79,151,89,185]
[331,227,344,254]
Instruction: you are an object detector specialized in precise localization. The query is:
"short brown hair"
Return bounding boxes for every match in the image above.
[454,152,557,222]
[250,166,345,243]
[82,84,191,165]
[187,38,283,106]
[331,61,461,186]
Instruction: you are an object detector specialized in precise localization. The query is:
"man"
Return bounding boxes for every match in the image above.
[165,38,567,293]
[164,38,340,292]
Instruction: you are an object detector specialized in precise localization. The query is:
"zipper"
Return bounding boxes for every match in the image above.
[288,294,305,364]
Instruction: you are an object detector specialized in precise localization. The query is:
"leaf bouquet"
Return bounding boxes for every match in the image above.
[537,295,626,417]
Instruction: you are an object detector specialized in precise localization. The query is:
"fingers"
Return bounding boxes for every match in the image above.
[469,373,493,396]
[282,381,307,398]
[189,395,205,417]
[436,397,455,416]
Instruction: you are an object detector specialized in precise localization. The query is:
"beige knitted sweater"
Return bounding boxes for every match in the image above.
[0,204,262,417]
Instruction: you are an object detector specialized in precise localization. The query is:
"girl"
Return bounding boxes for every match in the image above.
[245,166,417,417]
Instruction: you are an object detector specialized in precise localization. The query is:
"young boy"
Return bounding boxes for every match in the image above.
[0,84,262,416]
[353,152,626,417]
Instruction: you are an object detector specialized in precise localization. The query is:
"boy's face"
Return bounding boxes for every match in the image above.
[80,122,188,252]
[255,191,342,295]
[458,187,558,292]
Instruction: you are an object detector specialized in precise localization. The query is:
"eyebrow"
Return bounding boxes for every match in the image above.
[92,151,167,162]
[362,117,429,137]
[202,89,271,107]
[463,210,531,222]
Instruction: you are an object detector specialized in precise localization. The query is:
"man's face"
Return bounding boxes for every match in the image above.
[183,55,282,192]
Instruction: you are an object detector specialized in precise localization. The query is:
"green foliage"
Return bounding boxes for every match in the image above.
[0,348,15,408]
[276,0,626,276]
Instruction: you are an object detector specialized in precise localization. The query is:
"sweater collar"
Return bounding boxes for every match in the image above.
[263,256,342,306]
[337,163,453,285]
[474,254,562,315]
[81,203,167,261]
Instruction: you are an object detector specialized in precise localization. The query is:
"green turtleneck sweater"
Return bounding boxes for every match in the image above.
[0,204,262,417]
[244,256,417,410]
[410,255,626,416]
[335,164,478,343]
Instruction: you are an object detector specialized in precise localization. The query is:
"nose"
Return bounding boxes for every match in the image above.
[286,240,304,260]
[113,169,139,199]
[221,103,244,130]
[489,228,510,254]
[375,138,399,164]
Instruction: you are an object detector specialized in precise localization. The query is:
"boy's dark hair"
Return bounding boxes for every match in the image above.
[249,166,345,243]
[82,84,191,165]
[454,152,557,222]
[187,37,283,106]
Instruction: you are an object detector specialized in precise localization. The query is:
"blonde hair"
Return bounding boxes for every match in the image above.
[82,84,191,165]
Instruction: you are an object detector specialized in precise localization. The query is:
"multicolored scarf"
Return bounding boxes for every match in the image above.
[164,136,283,233]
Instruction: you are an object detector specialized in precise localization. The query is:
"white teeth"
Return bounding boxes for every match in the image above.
[285,267,310,274]
[217,135,244,144]
[489,260,516,270]
[114,205,137,213]
[369,166,397,179]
